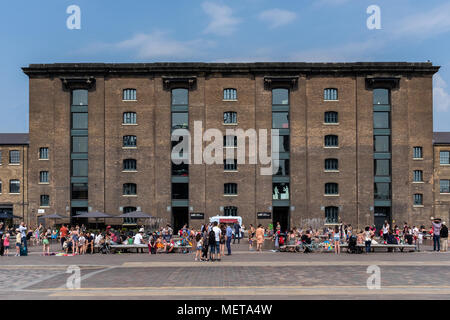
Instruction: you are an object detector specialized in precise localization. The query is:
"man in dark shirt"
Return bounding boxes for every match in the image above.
[233,223,241,244]
[85,232,94,254]
[440,222,448,252]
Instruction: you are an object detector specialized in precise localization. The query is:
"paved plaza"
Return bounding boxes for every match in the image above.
[0,243,449,300]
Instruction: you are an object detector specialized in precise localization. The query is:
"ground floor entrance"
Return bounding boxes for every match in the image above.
[172,207,189,234]
[374,206,391,232]
[273,206,290,233]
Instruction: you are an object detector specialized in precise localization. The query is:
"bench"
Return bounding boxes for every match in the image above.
[95,244,192,254]
[340,243,417,252]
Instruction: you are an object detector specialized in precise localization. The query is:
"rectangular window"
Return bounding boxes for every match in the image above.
[224,183,238,195]
[223,89,237,100]
[72,160,88,177]
[274,159,290,176]
[224,206,238,216]
[72,136,88,153]
[373,89,390,105]
[273,183,289,200]
[172,183,189,199]
[224,136,237,147]
[325,159,338,171]
[413,147,423,159]
[413,170,423,182]
[123,136,137,147]
[272,112,289,129]
[72,113,88,129]
[325,207,339,224]
[223,112,237,124]
[440,151,450,165]
[72,183,88,200]
[9,150,20,164]
[172,112,188,129]
[72,90,88,106]
[39,148,49,160]
[324,88,338,101]
[40,195,50,207]
[273,135,289,153]
[374,159,390,176]
[123,89,137,101]
[440,180,450,193]
[224,159,238,171]
[9,180,20,193]
[172,163,189,176]
[123,112,137,125]
[414,194,423,205]
[40,171,49,183]
[374,136,390,153]
[373,112,390,129]
[374,182,391,200]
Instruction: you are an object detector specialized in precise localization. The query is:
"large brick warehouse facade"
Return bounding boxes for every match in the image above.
[13,62,444,231]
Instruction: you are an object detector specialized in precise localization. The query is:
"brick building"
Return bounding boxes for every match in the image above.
[21,62,440,231]
[0,134,29,224]
[433,132,450,225]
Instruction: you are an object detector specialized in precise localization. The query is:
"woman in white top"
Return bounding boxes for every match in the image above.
[364,226,373,253]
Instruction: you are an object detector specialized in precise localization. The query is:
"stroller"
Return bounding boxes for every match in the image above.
[99,241,111,254]
[347,235,361,254]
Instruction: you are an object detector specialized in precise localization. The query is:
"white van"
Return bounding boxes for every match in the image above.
[209,215,242,226]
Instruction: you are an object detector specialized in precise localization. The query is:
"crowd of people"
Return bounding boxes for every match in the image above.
[0,217,448,257]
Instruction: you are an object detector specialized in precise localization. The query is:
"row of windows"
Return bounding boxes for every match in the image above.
[0,150,21,164]
[0,180,20,193]
[120,88,340,103]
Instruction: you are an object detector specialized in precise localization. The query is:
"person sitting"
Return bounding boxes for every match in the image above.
[148,233,157,254]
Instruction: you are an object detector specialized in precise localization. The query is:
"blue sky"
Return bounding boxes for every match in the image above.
[1,0,449,132]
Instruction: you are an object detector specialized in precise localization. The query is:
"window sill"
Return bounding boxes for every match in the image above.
[39,206,50,209]
[324,170,339,173]
[224,146,237,149]
[413,158,423,161]
[122,124,138,126]
[122,147,137,150]
[8,163,20,166]
[122,170,138,173]
[324,100,339,102]
[323,123,339,126]
[324,194,340,197]
[324,147,339,149]
[123,195,137,197]
[39,159,49,161]
[224,170,239,173]
[412,181,424,184]
[122,100,137,102]
[38,183,50,185]
[9,193,20,195]
[224,194,238,197]
[440,164,450,166]
[223,123,238,126]
[223,99,238,102]
[413,205,424,208]
[439,193,450,195]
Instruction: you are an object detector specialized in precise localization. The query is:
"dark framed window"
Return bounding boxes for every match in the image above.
[224,135,237,147]
[172,88,188,105]
[72,89,88,106]
[324,88,338,101]
[123,183,137,195]
[9,150,20,164]
[373,88,390,105]
[413,147,423,159]
[224,159,238,171]
[272,135,289,153]
[324,135,338,147]
[40,195,50,207]
[124,206,137,213]
[0,181,2,193]
[273,183,289,200]
[324,111,338,124]
[325,158,338,171]
[71,113,88,129]
[440,180,450,193]
[223,89,237,100]
[72,136,88,153]
[414,194,423,205]
[272,88,289,105]
[123,89,137,101]
[325,183,339,195]
[123,159,137,171]
[123,135,137,147]
[440,151,450,165]
[39,147,49,160]
[224,206,238,216]
[172,163,189,176]
[373,112,390,129]
[123,206,138,224]
[9,180,20,193]
[325,206,339,224]
[40,171,49,183]
[71,160,88,177]
[172,112,188,129]
[413,170,423,182]
[374,183,391,200]
[374,159,390,176]
[223,112,237,124]
[172,183,188,199]
[272,112,289,129]
[274,159,290,176]
[72,183,88,200]
[224,183,237,195]
[374,136,390,152]
[123,112,137,124]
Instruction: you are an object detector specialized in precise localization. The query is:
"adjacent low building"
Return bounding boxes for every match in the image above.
[433,132,450,225]
[14,62,445,231]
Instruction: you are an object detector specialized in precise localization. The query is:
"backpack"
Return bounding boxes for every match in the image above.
[209,230,216,244]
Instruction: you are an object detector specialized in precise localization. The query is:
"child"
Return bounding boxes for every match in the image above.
[195,233,203,261]
[3,233,10,256]
[42,231,50,256]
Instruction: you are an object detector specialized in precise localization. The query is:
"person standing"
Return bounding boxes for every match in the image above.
[226,224,233,255]
[42,230,50,256]
[249,224,255,251]
[256,224,265,252]
[15,229,21,256]
[213,222,222,261]
[202,225,209,261]
[19,222,27,251]
[431,218,442,252]
[233,222,241,244]
[59,224,68,249]
[382,221,389,242]
[440,221,448,252]
[333,226,341,255]
[364,226,373,253]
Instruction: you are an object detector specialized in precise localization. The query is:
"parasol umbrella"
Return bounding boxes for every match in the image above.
[118,211,154,227]
[74,211,113,229]
[0,212,22,220]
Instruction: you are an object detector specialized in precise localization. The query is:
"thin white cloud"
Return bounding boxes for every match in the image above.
[202,2,241,36]
[434,74,450,112]
[258,9,297,29]
[393,2,450,39]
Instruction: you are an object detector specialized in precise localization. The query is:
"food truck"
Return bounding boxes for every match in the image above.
[209,215,243,226]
